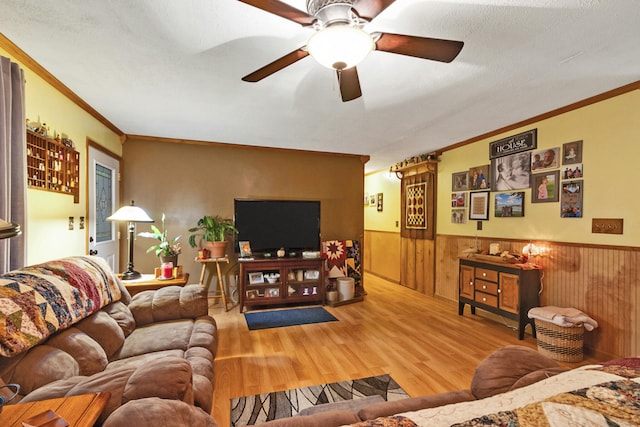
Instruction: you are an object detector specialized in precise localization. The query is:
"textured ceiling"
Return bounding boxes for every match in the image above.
[1,0,639,172]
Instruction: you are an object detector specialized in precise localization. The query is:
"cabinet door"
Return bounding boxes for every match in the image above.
[459,265,475,299]
[499,272,520,314]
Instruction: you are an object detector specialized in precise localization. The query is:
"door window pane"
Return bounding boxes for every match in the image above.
[96,164,113,243]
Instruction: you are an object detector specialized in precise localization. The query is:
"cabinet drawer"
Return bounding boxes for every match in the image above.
[475,280,498,295]
[475,292,498,308]
[475,268,498,282]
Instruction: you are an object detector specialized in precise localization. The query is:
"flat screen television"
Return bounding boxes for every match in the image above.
[234,199,321,255]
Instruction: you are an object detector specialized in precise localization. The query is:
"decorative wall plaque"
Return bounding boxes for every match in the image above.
[405,182,427,229]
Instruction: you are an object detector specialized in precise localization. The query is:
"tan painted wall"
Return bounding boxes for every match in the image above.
[122,138,366,282]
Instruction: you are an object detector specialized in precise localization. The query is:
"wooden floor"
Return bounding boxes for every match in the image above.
[209,273,601,426]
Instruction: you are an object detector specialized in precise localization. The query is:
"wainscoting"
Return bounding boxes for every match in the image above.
[365,230,639,359]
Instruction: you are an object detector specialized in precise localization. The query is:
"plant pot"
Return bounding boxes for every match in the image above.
[205,241,228,259]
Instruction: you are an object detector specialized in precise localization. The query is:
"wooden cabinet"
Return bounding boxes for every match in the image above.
[239,257,324,312]
[458,258,541,339]
[26,130,80,203]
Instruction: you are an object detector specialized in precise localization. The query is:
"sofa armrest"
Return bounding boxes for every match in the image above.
[256,410,361,427]
[103,397,218,427]
[357,390,475,421]
[128,285,208,326]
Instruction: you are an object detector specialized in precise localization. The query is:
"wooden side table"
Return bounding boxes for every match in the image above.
[121,273,190,296]
[196,257,231,311]
[0,392,110,427]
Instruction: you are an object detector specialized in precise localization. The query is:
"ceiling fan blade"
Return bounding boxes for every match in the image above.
[238,0,315,26]
[242,48,309,82]
[352,0,397,20]
[375,32,464,63]
[337,67,362,102]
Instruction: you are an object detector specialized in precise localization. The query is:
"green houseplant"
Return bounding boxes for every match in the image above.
[138,213,182,265]
[188,215,238,259]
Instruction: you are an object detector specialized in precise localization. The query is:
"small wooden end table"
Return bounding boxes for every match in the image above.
[196,257,232,311]
[121,273,190,296]
[0,392,110,427]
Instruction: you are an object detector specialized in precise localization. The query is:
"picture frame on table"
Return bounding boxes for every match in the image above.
[532,170,560,203]
[469,191,490,220]
[266,288,279,297]
[239,241,252,258]
[248,272,264,284]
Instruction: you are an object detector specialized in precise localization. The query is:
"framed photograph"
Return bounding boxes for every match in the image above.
[562,140,583,165]
[377,193,383,211]
[248,272,264,284]
[368,193,377,207]
[469,165,490,190]
[562,163,583,179]
[239,241,252,258]
[451,208,466,224]
[532,170,560,203]
[469,191,490,220]
[452,171,469,191]
[561,180,583,218]
[266,288,279,297]
[246,290,259,299]
[451,192,466,208]
[491,152,531,191]
[531,147,560,171]
[494,192,525,217]
[304,270,320,280]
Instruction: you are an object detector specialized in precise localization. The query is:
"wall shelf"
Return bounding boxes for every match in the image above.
[26,130,80,203]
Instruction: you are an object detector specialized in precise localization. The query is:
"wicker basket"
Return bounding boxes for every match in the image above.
[534,319,584,362]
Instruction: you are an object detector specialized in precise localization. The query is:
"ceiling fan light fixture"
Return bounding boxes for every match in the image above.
[307,25,373,70]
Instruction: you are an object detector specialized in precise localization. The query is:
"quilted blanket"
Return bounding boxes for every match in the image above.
[0,256,122,357]
[352,359,640,427]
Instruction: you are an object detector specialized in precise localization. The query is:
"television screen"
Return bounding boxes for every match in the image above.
[234,199,321,255]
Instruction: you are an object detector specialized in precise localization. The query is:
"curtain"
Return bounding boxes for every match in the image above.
[0,55,27,272]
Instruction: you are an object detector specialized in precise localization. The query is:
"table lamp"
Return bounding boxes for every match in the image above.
[0,218,21,240]
[106,200,153,280]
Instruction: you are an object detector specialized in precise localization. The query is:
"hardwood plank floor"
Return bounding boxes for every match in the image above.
[209,273,602,426]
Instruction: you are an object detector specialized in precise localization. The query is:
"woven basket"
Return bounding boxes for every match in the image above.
[534,319,584,362]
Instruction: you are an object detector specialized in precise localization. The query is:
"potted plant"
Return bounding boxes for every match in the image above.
[137,213,182,266]
[188,215,238,259]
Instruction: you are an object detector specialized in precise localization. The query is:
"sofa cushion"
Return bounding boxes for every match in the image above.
[3,345,79,395]
[74,310,126,359]
[102,301,136,337]
[128,285,208,326]
[103,397,218,427]
[46,327,108,375]
[470,345,561,399]
[114,320,195,360]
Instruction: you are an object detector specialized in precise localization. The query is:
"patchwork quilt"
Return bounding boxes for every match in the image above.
[351,359,640,427]
[0,256,121,357]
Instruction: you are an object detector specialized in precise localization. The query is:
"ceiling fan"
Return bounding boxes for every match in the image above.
[239,0,464,102]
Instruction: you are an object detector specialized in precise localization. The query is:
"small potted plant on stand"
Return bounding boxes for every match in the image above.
[188,215,238,259]
[138,213,182,267]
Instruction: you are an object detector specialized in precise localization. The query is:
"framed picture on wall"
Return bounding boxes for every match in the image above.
[451,208,466,224]
[494,192,525,217]
[562,140,583,164]
[562,164,583,179]
[451,192,466,208]
[491,152,531,191]
[531,147,560,171]
[561,180,583,218]
[452,171,469,191]
[468,165,490,190]
[469,191,490,220]
[532,170,560,203]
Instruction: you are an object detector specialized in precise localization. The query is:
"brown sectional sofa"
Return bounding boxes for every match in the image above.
[0,256,218,426]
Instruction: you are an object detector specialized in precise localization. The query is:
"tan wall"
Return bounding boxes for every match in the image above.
[122,138,365,282]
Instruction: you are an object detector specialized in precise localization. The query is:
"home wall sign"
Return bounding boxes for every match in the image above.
[489,128,537,159]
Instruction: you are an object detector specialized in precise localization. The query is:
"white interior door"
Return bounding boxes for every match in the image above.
[88,146,120,271]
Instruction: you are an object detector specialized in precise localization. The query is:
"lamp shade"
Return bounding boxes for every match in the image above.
[107,201,153,223]
[307,25,374,70]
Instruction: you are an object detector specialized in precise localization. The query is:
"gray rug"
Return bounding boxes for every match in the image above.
[230,374,409,426]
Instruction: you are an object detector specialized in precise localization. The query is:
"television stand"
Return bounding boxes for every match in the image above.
[239,257,325,312]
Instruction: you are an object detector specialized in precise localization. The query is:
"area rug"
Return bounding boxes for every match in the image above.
[230,374,409,426]
[244,307,338,331]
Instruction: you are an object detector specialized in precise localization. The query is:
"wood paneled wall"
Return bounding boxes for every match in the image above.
[366,231,638,359]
